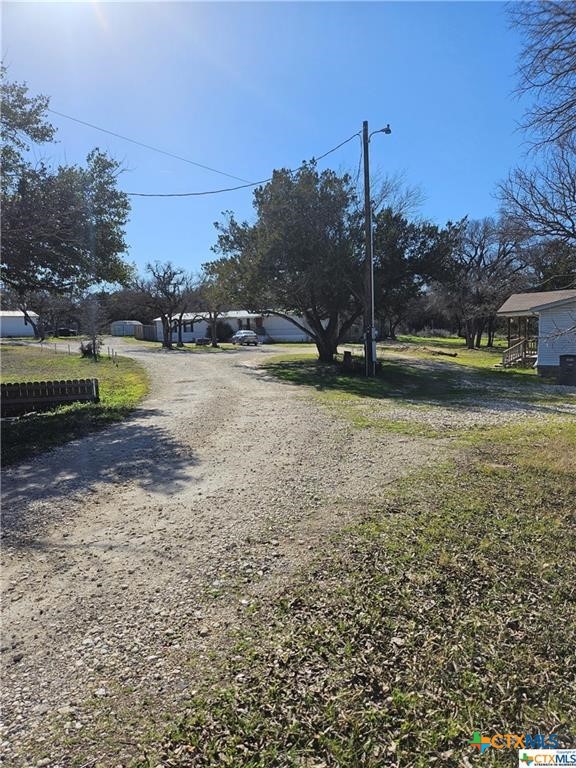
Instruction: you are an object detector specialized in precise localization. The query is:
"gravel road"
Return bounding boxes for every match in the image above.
[1,342,441,767]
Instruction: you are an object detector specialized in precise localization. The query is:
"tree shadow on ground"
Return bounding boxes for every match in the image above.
[261,357,576,411]
[1,409,198,544]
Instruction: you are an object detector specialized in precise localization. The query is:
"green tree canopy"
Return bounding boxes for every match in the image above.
[0,71,132,336]
[211,164,363,362]
[2,150,132,294]
[0,66,56,188]
[372,209,462,339]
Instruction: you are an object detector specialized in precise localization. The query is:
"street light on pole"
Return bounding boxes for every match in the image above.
[362,120,391,377]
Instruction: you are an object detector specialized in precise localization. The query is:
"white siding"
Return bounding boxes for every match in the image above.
[261,314,314,342]
[0,313,38,337]
[537,301,576,366]
[150,312,319,343]
[154,318,211,342]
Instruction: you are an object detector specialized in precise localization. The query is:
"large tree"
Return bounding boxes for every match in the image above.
[211,164,363,362]
[500,3,576,244]
[0,65,56,186]
[0,71,132,336]
[511,1,576,147]
[499,139,576,244]
[433,218,527,349]
[195,270,232,348]
[135,262,193,349]
[2,152,132,294]
[521,238,576,290]
[372,209,461,339]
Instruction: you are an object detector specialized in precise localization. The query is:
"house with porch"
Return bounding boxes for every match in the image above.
[496,290,576,381]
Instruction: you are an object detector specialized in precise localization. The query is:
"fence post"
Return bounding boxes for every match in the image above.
[68,344,71,356]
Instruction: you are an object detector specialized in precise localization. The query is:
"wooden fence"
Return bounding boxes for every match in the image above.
[1,378,100,417]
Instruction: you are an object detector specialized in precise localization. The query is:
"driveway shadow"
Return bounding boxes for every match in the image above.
[1,409,198,543]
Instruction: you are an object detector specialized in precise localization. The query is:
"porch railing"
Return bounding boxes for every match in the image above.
[502,337,538,368]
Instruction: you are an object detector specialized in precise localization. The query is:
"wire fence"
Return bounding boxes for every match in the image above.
[2,339,120,363]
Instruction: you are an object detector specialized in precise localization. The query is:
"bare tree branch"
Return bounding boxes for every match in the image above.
[511,1,576,147]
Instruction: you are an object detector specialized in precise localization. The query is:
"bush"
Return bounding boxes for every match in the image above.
[417,327,453,338]
[80,339,102,358]
[206,320,235,342]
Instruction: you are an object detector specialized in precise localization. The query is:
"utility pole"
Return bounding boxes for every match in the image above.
[362,120,376,377]
[362,120,391,377]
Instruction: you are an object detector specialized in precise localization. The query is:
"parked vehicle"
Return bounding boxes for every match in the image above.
[231,330,259,346]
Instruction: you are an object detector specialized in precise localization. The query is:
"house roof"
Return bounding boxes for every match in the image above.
[497,290,576,317]
[153,310,262,322]
[0,310,39,319]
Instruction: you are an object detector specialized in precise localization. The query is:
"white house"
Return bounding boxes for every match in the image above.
[497,290,576,381]
[152,310,315,344]
[0,310,39,338]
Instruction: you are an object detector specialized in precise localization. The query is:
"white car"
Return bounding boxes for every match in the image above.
[230,330,259,346]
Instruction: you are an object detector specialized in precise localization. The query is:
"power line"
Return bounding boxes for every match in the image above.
[127,178,270,198]
[125,131,362,198]
[47,108,251,183]
[353,133,363,188]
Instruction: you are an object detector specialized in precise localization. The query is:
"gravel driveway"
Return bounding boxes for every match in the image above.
[1,341,441,767]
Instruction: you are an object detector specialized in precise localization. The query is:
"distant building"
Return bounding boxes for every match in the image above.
[151,311,315,343]
[110,320,144,337]
[0,311,39,338]
[497,290,576,382]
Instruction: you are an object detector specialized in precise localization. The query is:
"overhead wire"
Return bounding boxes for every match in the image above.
[125,131,362,198]
[47,107,252,183]
[353,133,363,189]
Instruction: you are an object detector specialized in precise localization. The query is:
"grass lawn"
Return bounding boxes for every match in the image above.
[1,345,149,465]
[392,336,531,375]
[398,333,507,350]
[137,349,575,768]
[263,351,560,401]
[261,348,574,442]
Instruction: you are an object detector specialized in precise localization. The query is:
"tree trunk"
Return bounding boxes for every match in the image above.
[162,317,172,348]
[487,317,496,347]
[177,315,184,347]
[465,319,475,350]
[21,307,44,341]
[92,329,98,361]
[475,320,484,348]
[316,340,336,363]
[210,313,219,347]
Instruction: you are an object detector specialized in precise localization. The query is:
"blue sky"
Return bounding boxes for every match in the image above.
[3,1,530,277]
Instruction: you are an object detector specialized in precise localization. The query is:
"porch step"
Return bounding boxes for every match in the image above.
[502,338,538,368]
